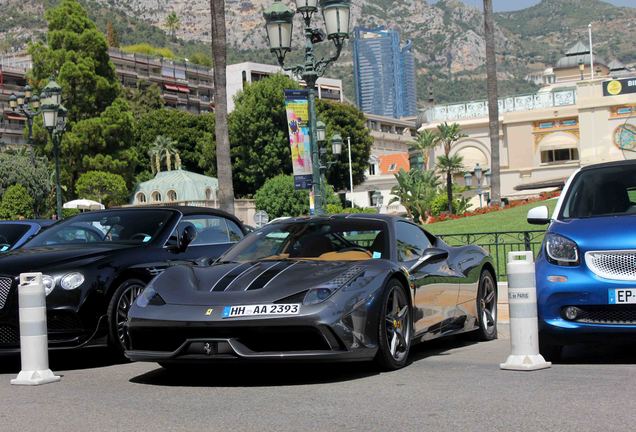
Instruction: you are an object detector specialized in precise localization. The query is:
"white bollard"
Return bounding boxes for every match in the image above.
[500,251,551,371]
[11,273,60,385]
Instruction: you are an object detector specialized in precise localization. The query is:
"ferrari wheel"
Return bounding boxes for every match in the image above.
[107,278,146,353]
[473,269,497,341]
[375,278,412,370]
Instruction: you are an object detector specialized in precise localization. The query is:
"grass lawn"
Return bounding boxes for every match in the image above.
[425,199,559,235]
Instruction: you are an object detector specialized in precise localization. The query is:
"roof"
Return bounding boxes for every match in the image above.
[555,53,606,69]
[565,41,589,56]
[608,59,627,71]
[580,159,636,172]
[133,169,219,202]
[378,153,410,174]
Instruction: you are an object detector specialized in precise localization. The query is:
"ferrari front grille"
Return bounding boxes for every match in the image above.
[0,277,12,309]
[565,305,636,325]
[585,250,636,281]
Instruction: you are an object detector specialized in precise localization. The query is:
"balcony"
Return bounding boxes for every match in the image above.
[423,89,577,123]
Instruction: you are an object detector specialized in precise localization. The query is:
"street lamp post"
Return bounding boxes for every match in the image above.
[9,84,42,163]
[347,136,353,207]
[263,0,351,215]
[464,163,489,208]
[40,78,67,221]
[578,59,585,81]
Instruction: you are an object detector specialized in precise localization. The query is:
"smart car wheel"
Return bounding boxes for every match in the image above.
[474,269,497,341]
[375,278,412,370]
[107,278,146,353]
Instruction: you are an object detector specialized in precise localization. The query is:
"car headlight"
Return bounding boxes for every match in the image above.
[303,267,365,305]
[545,233,579,265]
[60,272,84,290]
[42,275,55,296]
[136,286,166,307]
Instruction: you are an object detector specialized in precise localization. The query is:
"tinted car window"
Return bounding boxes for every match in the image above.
[25,210,174,247]
[0,224,31,251]
[396,221,432,262]
[177,215,243,246]
[561,164,636,219]
[222,219,388,262]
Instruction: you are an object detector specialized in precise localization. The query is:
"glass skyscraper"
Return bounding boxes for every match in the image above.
[352,26,417,119]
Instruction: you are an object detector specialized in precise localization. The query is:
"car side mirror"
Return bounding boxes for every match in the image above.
[527,205,550,225]
[410,247,449,273]
[168,225,197,253]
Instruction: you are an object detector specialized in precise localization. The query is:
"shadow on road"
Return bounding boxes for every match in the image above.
[0,346,126,374]
[558,342,636,365]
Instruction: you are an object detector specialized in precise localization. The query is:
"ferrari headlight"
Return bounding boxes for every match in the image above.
[136,286,166,307]
[545,233,579,265]
[303,267,366,305]
[42,275,55,296]
[60,272,84,290]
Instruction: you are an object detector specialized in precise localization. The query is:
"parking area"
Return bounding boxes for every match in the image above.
[1,325,635,432]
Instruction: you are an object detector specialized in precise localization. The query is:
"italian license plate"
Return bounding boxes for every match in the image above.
[608,289,636,304]
[222,304,300,318]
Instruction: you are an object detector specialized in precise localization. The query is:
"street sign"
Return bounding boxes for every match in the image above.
[254,210,269,228]
[603,78,636,97]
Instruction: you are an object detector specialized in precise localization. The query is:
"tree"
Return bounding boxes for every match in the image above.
[165,11,180,42]
[483,0,501,207]
[210,0,235,213]
[123,81,164,120]
[106,21,119,48]
[0,151,51,217]
[413,129,439,170]
[229,75,372,196]
[75,171,128,208]
[317,99,373,193]
[436,153,465,214]
[135,108,216,178]
[229,74,300,196]
[436,122,467,213]
[0,185,34,220]
[149,135,178,173]
[389,169,440,224]
[29,0,120,123]
[254,175,340,219]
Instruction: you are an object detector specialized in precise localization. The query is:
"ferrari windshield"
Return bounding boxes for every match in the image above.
[0,224,31,252]
[221,218,389,262]
[24,210,174,247]
[560,164,636,219]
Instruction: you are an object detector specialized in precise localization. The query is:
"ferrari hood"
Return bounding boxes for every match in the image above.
[154,260,374,306]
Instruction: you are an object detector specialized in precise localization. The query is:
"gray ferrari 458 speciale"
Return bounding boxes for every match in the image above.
[125,214,498,370]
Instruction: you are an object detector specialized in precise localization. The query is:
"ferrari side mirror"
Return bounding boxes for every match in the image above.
[410,247,449,273]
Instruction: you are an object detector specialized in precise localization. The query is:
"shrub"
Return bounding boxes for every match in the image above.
[430,193,457,216]
[0,184,34,220]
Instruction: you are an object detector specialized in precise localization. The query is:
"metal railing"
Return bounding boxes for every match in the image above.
[437,230,546,279]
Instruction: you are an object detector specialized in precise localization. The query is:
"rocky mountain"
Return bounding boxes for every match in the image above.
[1,0,635,104]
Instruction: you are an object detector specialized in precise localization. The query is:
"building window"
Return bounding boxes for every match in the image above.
[205,187,213,201]
[369,164,376,176]
[541,148,579,164]
[136,192,146,204]
[167,190,177,202]
[388,163,397,172]
[151,191,162,202]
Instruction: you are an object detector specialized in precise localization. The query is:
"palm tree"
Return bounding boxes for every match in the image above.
[483,0,501,207]
[389,169,441,224]
[210,0,235,213]
[436,122,466,213]
[413,129,438,170]
[165,11,180,42]
[149,135,177,172]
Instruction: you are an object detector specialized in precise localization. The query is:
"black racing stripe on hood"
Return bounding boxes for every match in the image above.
[211,263,254,292]
[245,261,294,291]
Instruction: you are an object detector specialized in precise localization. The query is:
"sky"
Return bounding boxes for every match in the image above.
[430,0,636,12]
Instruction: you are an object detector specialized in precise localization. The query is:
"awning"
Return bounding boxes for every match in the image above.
[177,85,190,93]
[164,83,179,91]
[514,178,567,191]
[538,131,578,151]
[4,113,25,121]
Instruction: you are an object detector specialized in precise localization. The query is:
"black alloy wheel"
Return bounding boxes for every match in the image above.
[107,278,146,353]
[474,269,498,341]
[375,278,412,370]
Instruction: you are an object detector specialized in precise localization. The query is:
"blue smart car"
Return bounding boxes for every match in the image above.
[528,160,636,360]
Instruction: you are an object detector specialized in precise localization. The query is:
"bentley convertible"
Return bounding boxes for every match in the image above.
[126,215,498,370]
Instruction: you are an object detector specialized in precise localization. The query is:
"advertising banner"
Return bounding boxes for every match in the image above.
[284,89,313,190]
[603,78,636,97]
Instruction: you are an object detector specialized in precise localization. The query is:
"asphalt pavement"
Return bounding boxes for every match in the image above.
[1,325,635,432]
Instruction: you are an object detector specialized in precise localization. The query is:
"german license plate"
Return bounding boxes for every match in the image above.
[609,289,636,304]
[222,304,300,318]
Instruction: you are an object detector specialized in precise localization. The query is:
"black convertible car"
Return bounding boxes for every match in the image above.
[126,215,497,370]
[0,206,246,353]
[0,220,55,253]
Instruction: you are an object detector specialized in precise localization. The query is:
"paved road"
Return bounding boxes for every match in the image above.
[1,326,635,432]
